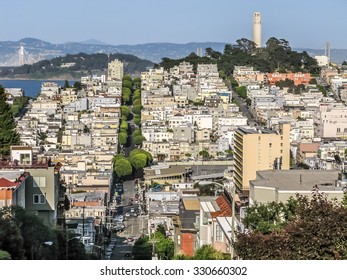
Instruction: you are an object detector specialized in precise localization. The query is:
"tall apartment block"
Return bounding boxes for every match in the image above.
[233,123,290,194]
[107,59,124,80]
[253,12,262,48]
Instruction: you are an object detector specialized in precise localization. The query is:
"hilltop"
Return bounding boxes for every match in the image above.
[0,52,154,80]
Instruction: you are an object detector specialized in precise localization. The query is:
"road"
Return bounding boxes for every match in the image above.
[111,179,148,260]
[232,90,257,127]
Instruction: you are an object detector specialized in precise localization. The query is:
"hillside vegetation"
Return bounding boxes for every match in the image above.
[157,37,320,77]
[0,53,154,79]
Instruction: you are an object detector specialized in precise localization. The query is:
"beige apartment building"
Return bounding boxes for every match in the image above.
[107,59,123,80]
[233,123,290,193]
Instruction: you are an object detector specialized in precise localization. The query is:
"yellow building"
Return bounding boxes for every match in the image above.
[233,123,290,194]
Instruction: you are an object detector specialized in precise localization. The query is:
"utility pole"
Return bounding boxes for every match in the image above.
[230,184,235,260]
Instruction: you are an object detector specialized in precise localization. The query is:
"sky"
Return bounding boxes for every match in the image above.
[0,0,346,49]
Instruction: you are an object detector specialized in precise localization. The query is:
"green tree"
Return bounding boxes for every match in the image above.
[73,81,82,91]
[120,120,128,132]
[193,245,229,260]
[0,208,25,260]
[235,190,347,259]
[242,199,298,234]
[128,153,147,169]
[133,135,145,146]
[132,129,142,138]
[133,78,141,89]
[0,250,11,260]
[199,149,210,159]
[122,79,133,90]
[0,86,20,156]
[120,106,130,118]
[63,80,70,89]
[235,86,247,99]
[133,99,141,107]
[132,104,142,115]
[132,236,152,260]
[130,149,153,164]
[114,158,132,177]
[133,114,141,125]
[118,132,128,146]
[146,225,175,260]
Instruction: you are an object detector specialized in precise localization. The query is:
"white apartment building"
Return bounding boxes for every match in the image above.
[107,59,123,80]
[320,106,347,138]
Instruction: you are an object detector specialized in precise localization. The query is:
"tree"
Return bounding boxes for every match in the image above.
[133,78,141,89]
[193,245,229,260]
[73,81,82,91]
[235,86,247,99]
[63,80,70,89]
[0,86,20,156]
[235,38,257,54]
[122,79,133,90]
[133,114,141,125]
[133,135,145,146]
[199,150,210,159]
[114,158,132,177]
[0,250,11,260]
[133,99,141,107]
[132,236,152,260]
[132,104,142,115]
[120,120,128,132]
[128,153,147,169]
[120,106,130,118]
[129,149,153,165]
[235,190,347,259]
[0,208,25,260]
[242,198,297,234]
[118,132,128,146]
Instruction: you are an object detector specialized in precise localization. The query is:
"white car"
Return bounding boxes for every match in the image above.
[130,208,135,213]
[125,212,130,217]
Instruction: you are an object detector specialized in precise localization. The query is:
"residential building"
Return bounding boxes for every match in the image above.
[249,170,344,205]
[107,59,123,80]
[233,123,290,193]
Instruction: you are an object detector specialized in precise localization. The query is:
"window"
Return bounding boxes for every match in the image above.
[215,225,222,242]
[33,177,46,188]
[33,194,45,204]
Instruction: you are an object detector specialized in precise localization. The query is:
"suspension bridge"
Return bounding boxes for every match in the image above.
[0,45,39,67]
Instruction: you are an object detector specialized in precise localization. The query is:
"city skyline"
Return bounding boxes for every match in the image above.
[0,0,346,49]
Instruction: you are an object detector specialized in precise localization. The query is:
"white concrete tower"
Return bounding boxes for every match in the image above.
[253,12,262,48]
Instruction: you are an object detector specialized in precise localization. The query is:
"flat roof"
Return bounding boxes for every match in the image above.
[182,198,200,210]
[250,170,340,192]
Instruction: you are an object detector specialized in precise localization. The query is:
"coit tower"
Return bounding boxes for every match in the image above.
[253,12,262,48]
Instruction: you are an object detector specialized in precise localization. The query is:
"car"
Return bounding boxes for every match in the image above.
[124,252,131,257]
[133,212,138,217]
[125,212,130,217]
[130,208,135,213]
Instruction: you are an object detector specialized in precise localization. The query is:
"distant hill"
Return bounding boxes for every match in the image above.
[0,38,346,68]
[0,38,227,65]
[0,52,154,79]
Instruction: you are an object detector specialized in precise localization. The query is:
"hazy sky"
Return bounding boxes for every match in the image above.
[1,0,346,49]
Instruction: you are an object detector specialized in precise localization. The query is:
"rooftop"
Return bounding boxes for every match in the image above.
[250,170,340,192]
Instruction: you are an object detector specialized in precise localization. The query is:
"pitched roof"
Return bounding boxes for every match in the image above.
[0,178,17,188]
[211,194,232,218]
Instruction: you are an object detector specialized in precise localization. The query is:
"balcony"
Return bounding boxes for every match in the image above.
[0,160,49,169]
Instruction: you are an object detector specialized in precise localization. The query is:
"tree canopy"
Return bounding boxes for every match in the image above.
[0,86,20,156]
[158,37,320,76]
[235,191,347,259]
